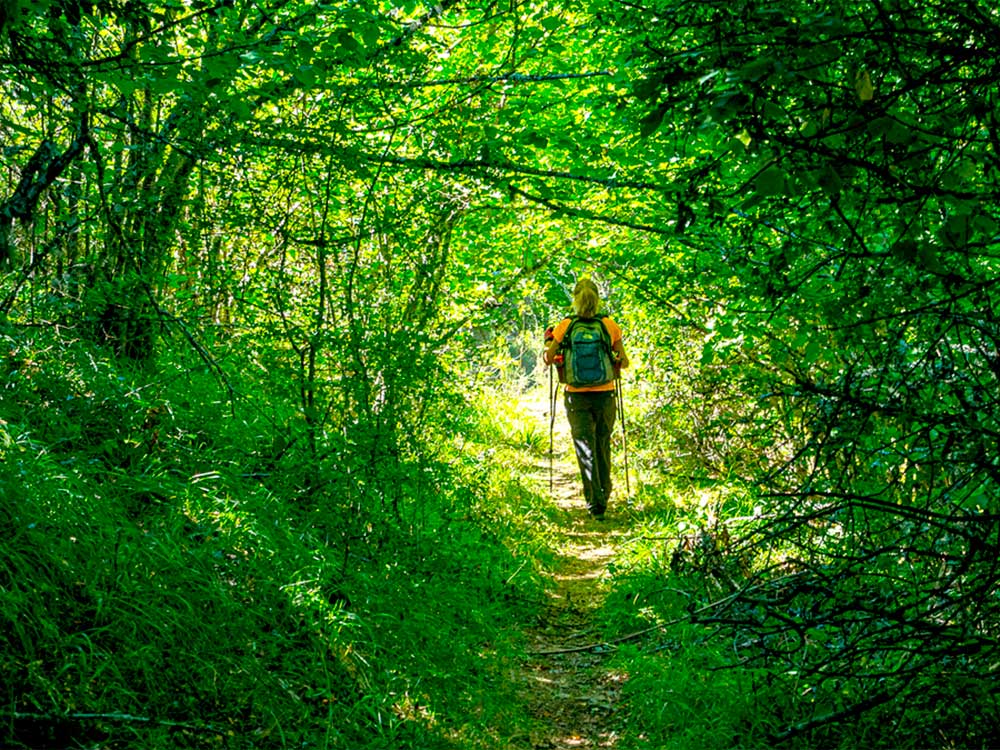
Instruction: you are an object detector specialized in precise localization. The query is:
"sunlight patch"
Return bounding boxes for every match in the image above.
[576,544,615,561]
[553,570,603,582]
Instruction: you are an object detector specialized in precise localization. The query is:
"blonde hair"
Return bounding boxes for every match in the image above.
[572,278,600,318]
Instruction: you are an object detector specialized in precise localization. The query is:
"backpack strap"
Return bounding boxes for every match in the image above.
[556,315,576,351]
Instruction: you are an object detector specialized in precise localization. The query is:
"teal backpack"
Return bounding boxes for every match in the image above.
[560,316,616,387]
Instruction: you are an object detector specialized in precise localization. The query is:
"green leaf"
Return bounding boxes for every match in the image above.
[916,243,944,272]
[638,104,667,138]
[293,65,317,88]
[816,164,842,198]
[737,57,773,82]
[227,97,252,122]
[521,131,548,149]
[632,75,661,103]
[762,100,784,120]
[803,338,822,365]
[973,215,999,236]
[336,28,362,57]
[701,340,715,365]
[149,72,181,94]
[755,167,787,197]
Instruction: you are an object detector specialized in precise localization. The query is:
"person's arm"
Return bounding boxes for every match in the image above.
[544,322,566,365]
[606,318,629,369]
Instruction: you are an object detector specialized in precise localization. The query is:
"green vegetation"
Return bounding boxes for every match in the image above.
[4,0,1000,748]
[1,327,551,748]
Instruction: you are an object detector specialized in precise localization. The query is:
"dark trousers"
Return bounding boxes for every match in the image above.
[564,390,617,514]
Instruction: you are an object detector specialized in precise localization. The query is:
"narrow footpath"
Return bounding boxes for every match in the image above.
[511,391,631,749]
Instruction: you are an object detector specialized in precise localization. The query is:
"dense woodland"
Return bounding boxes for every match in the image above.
[3,0,1000,747]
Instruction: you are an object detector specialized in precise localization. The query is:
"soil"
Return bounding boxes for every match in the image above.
[511,391,631,749]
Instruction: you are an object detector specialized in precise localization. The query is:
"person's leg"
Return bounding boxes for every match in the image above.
[593,392,618,514]
[564,392,600,513]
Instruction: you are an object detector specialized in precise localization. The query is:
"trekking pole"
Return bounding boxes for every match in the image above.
[617,377,631,498]
[544,326,558,495]
[548,356,555,494]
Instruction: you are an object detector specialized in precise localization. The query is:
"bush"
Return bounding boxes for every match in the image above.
[0,328,547,749]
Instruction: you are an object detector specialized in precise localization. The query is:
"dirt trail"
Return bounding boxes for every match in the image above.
[512,391,629,749]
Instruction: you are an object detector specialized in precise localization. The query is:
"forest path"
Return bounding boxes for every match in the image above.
[510,388,630,749]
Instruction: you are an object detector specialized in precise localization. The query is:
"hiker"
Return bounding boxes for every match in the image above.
[544,279,629,520]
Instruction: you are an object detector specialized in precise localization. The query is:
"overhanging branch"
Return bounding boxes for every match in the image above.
[508,184,670,235]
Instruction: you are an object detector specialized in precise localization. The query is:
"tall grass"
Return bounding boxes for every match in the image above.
[0,329,549,749]
[592,481,787,750]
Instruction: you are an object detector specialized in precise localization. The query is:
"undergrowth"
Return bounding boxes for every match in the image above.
[588,481,778,750]
[0,327,551,749]
[594,477,993,750]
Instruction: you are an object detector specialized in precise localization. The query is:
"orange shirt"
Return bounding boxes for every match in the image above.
[552,316,624,393]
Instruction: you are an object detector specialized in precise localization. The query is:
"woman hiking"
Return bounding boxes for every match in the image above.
[544,279,629,520]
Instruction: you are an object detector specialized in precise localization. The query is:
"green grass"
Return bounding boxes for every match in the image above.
[0,332,552,749]
[592,481,789,750]
[12,330,980,750]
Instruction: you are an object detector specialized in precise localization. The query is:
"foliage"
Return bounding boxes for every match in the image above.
[4,0,1000,747]
[597,480,1000,750]
[583,0,1000,745]
[0,327,548,748]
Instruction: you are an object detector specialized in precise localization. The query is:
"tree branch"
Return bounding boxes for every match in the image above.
[768,691,894,744]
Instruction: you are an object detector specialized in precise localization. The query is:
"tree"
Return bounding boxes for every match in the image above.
[7,0,1000,744]
[602,0,1000,743]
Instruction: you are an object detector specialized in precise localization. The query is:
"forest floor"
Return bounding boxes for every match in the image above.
[510,390,633,749]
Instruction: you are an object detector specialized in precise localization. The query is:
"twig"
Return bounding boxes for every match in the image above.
[528,624,665,655]
[527,578,780,656]
[768,691,894,743]
[368,70,614,89]
[10,711,227,735]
